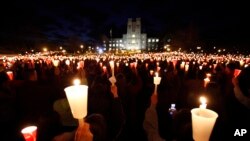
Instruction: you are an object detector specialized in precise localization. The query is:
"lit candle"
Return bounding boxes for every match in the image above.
[180,62,185,69]
[234,69,241,78]
[199,65,203,70]
[172,59,177,69]
[185,64,189,72]
[153,72,161,94]
[145,63,148,69]
[109,61,115,76]
[191,97,218,141]
[21,126,37,141]
[240,60,244,67]
[6,71,14,80]
[52,60,60,67]
[64,79,88,126]
[157,66,161,72]
[102,66,107,73]
[65,59,70,66]
[116,62,119,68]
[204,78,210,88]
[206,73,211,78]
[150,70,154,76]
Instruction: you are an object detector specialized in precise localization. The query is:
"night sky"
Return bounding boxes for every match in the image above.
[0,0,249,51]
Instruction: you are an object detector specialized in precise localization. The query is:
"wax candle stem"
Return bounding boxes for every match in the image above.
[78,119,84,127]
[154,84,158,95]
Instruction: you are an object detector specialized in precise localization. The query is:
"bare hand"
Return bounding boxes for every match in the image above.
[111,85,118,98]
[75,123,93,141]
[151,94,158,105]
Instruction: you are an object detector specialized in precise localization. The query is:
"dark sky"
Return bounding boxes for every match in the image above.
[0,0,249,49]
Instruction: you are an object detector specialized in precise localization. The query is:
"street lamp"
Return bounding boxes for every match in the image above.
[43,47,47,52]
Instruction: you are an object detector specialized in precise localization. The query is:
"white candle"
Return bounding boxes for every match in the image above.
[64,79,88,120]
[180,62,185,69]
[191,108,218,141]
[109,61,115,76]
[153,72,161,94]
[185,64,189,72]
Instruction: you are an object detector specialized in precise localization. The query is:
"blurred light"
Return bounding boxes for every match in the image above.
[98,48,103,54]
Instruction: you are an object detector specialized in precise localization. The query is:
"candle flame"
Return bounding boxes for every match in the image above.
[73,79,81,85]
[200,96,207,105]
[206,73,211,78]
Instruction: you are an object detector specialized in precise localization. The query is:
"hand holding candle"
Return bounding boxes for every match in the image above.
[21,126,37,141]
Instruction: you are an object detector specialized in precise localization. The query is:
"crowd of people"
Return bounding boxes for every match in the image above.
[0,52,249,141]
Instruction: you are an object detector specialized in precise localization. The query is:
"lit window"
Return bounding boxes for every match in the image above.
[116,44,118,46]
[113,44,115,46]
[148,39,151,42]
[152,39,155,42]
[116,40,118,43]
[132,34,135,38]
[120,44,122,46]
[156,39,159,42]
[120,40,122,42]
